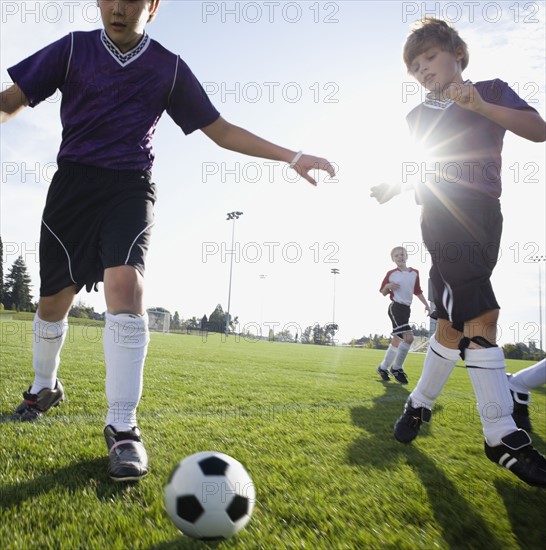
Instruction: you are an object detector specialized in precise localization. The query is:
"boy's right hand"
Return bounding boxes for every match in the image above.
[291,154,336,186]
[370,183,401,204]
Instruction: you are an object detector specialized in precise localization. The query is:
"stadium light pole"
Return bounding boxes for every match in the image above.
[225,211,243,335]
[530,255,546,352]
[331,268,340,325]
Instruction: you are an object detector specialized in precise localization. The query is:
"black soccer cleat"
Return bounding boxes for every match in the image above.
[394,397,431,444]
[376,366,390,381]
[389,368,409,385]
[104,425,149,482]
[12,379,65,421]
[484,430,546,488]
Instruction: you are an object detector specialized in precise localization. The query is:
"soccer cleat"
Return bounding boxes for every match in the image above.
[389,368,409,385]
[12,380,65,421]
[376,366,390,381]
[484,430,546,488]
[394,397,431,444]
[104,425,149,482]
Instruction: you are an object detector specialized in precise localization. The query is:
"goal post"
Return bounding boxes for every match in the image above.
[147,309,171,333]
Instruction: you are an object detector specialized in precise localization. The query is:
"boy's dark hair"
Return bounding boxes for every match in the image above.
[403,18,469,72]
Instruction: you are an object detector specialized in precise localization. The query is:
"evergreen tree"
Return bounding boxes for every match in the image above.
[171,311,181,331]
[4,255,33,311]
[208,304,226,333]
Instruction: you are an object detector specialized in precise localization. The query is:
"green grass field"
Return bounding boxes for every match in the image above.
[1,320,545,549]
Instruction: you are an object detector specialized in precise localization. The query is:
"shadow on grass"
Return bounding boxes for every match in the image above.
[0,457,143,508]
[146,538,225,550]
[493,428,546,550]
[348,383,507,549]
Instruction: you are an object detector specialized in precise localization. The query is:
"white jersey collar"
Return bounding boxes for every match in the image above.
[100,29,150,67]
[424,79,472,110]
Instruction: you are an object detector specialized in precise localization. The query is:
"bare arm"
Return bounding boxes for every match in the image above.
[416,293,431,314]
[445,84,546,142]
[200,116,335,186]
[1,83,28,124]
[477,104,545,142]
[380,282,399,296]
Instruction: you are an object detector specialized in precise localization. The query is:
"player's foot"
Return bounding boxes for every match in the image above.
[12,379,65,421]
[484,430,546,488]
[389,368,408,385]
[104,425,149,482]
[394,397,431,444]
[376,366,390,381]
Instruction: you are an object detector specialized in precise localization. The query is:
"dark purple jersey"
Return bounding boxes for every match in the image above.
[406,79,536,203]
[8,30,220,171]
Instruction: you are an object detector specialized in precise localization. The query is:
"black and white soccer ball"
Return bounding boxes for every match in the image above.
[164,451,256,540]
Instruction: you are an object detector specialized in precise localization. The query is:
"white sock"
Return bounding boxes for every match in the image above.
[31,313,68,393]
[464,346,517,446]
[380,344,397,370]
[392,341,411,370]
[104,312,149,432]
[410,334,459,410]
[508,359,546,394]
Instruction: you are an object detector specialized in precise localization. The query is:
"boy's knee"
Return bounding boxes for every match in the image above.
[459,336,502,366]
[38,287,75,321]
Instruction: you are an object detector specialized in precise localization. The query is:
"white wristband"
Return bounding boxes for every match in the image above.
[289,150,303,168]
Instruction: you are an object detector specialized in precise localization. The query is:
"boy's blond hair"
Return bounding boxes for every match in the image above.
[390,246,407,259]
[403,18,469,72]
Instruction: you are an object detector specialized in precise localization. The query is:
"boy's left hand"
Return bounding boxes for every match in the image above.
[444,83,485,112]
[291,154,336,186]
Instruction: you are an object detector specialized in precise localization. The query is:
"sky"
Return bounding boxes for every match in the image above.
[1,1,545,346]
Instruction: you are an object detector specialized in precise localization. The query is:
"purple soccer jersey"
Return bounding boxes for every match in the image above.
[8,30,220,171]
[406,79,536,202]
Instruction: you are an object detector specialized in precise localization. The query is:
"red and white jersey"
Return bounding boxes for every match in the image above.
[380,268,423,306]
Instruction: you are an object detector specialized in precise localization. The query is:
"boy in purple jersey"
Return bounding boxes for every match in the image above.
[371,19,546,487]
[0,0,334,482]
[377,246,431,385]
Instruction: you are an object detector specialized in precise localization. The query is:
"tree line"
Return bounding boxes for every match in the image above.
[1,236,544,357]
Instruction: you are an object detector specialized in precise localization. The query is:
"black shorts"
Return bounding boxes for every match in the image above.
[39,161,157,296]
[421,196,502,332]
[388,301,412,336]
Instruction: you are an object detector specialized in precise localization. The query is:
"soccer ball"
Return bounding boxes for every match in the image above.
[164,451,256,540]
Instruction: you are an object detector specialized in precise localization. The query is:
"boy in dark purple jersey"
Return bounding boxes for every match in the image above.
[0,0,334,482]
[371,18,546,488]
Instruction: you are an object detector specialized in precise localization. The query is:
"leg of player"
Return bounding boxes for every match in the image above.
[12,285,75,421]
[507,358,546,432]
[394,319,460,443]
[389,331,414,384]
[461,310,546,488]
[103,265,150,481]
[377,336,400,381]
